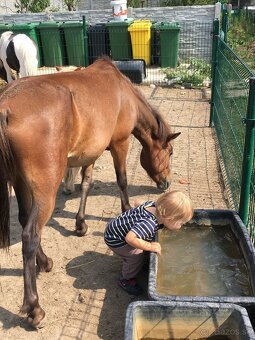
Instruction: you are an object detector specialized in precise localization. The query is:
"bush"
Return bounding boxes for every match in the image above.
[163,58,211,87]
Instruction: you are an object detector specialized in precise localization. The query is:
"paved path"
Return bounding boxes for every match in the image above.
[0,87,228,340]
[141,85,228,210]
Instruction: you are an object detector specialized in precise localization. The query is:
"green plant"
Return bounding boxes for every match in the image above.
[63,0,80,11]
[161,0,215,6]
[127,0,141,7]
[227,11,255,72]
[15,0,49,12]
[163,58,211,87]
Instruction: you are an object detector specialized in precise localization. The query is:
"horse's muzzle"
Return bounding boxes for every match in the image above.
[157,179,170,190]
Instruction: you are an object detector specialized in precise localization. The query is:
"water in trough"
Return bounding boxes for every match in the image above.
[157,223,253,297]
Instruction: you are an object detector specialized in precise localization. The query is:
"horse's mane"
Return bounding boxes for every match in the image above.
[130,81,171,145]
[94,58,171,144]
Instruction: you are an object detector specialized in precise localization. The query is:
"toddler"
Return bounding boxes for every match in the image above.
[104,190,193,296]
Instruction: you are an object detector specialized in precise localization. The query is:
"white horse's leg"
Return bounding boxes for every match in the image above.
[63,167,80,194]
[0,31,15,83]
[2,61,13,83]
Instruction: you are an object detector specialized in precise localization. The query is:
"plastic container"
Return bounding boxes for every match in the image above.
[106,19,133,60]
[37,22,66,67]
[158,22,180,68]
[148,209,255,308]
[110,0,127,21]
[128,20,152,65]
[114,59,146,84]
[125,301,255,340]
[88,23,109,64]
[61,21,87,66]
[10,23,42,67]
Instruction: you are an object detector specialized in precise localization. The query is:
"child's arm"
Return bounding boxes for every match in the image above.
[125,231,161,255]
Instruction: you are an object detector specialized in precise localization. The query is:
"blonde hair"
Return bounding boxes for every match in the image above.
[156,190,193,223]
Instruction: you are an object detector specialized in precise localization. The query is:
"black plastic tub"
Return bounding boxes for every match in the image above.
[124,301,255,340]
[114,59,146,84]
[148,209,255,307]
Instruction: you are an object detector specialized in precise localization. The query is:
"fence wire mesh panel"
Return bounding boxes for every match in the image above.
[34,20,212,86]
[212,37,255,243]
[249,155,255,245]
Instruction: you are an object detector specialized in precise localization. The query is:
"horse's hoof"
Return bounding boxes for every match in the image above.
[76,224,90,237]
[26,311,46,329]
[38,257,53,273]
[122,204,131,212]
[22,306,46,329]
[62,188,73,195]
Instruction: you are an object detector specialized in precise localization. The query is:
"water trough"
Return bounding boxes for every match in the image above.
[124,301,255,340]
[148,209,255,306]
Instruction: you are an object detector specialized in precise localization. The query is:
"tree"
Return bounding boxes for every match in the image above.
[15,0,50,13]
[63,0,79,11]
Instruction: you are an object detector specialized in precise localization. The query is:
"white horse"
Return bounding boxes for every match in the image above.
[0,31,38,83]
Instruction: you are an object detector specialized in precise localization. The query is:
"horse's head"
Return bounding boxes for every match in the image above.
[140,131,181,190]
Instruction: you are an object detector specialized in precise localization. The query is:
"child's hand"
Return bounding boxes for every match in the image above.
[150,242,161,255]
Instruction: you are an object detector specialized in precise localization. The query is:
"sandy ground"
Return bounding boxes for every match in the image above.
[0,86,228,339]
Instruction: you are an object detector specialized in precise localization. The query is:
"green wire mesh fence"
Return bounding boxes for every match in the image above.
[211,29,255,244]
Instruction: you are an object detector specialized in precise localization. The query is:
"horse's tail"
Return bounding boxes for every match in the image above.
[0,109,15,249]
[15,35,38,77]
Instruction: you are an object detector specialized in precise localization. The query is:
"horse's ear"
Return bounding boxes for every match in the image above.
[167,132,181,142]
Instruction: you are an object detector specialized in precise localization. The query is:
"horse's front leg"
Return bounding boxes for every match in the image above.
[110,140,131,212]
[75,163,94,236]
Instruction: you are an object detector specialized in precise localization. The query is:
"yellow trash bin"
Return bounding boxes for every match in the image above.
[128,20,152,65]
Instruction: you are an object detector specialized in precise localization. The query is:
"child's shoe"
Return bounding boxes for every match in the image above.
[118,277,143,296]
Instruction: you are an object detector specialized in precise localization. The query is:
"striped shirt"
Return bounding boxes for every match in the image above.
[104,201,164,248]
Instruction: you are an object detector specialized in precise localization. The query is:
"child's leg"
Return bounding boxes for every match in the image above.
[110,244,146,279]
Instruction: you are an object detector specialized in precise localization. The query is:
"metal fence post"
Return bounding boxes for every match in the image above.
[82,15,89,67]
[209,19,220,127]
[239,77,255,225]
[221,5,228,43]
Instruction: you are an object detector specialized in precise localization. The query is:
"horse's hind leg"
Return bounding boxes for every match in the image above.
[14,178,53,273]
[75,163,94,236]
[15,177,61,327]
[110,140,131,212]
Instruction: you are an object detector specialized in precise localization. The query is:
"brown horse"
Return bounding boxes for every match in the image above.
[0,58,180,327]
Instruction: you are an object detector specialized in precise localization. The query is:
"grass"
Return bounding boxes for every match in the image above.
[227,11,255,73]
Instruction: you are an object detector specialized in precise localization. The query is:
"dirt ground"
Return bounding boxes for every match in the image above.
[0,86,228,340]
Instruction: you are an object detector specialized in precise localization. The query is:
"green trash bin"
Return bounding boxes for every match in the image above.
[0,24,11,36]
[11,23,42,67]
[158,22,180,68]
[61,21,88,67]
[151,22,161,66]
[106,19,133,60]
[37,22,65,67]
